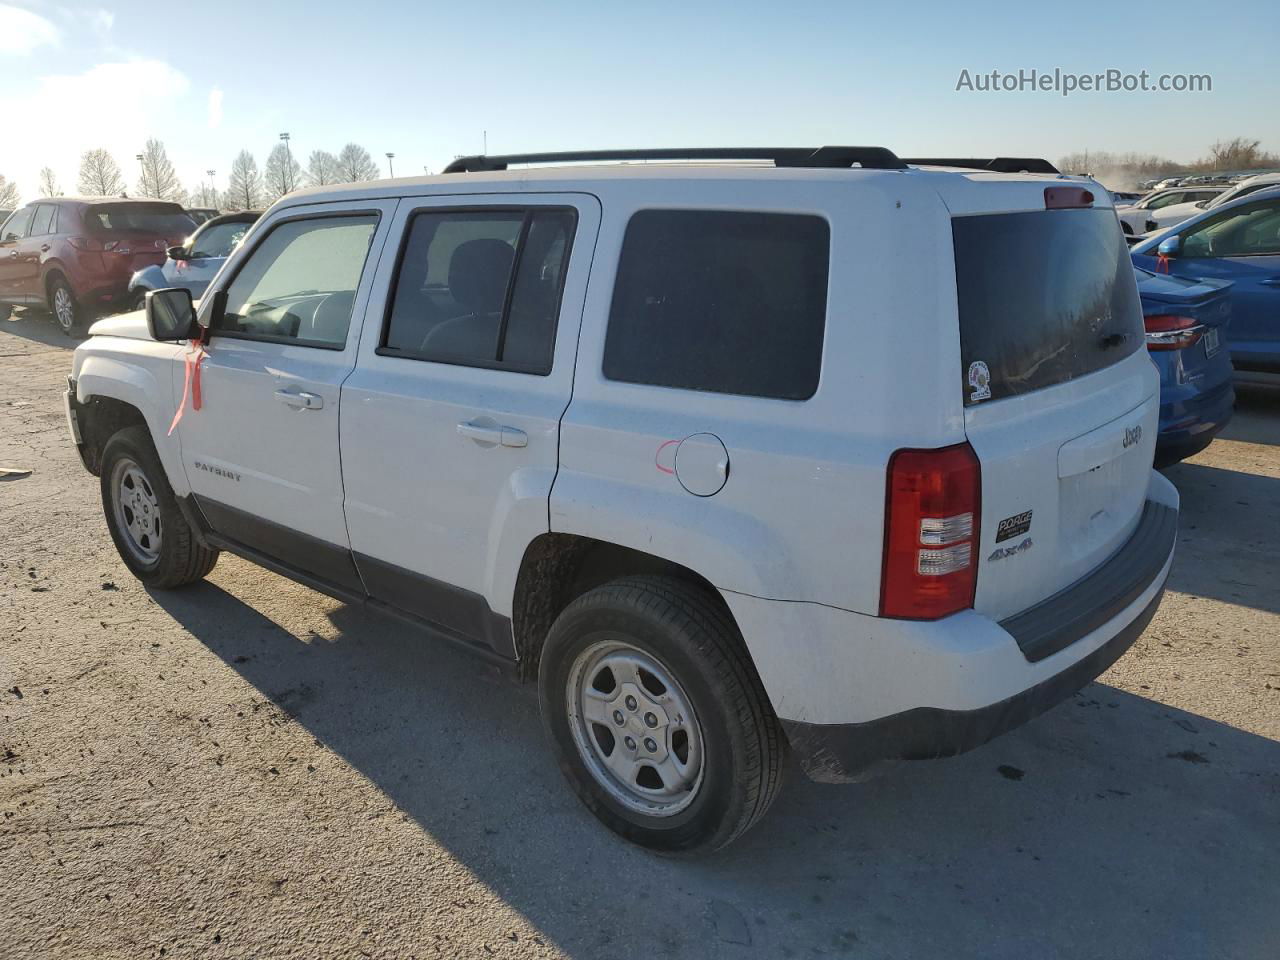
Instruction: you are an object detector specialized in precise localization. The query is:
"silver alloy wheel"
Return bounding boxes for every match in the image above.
[566,640,705,817]
[110,457,162,565]
[53,285,75,332]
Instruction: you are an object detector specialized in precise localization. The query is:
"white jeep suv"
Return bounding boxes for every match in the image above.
[65,147,1178,853]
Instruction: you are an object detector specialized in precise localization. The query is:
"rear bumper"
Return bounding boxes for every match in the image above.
[724,471,1178,783]
[781,583,1164,782]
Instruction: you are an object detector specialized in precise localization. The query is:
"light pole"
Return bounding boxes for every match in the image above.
[386,152,395,178]
[206,169,216,208]
[135,153,146,197]
[279,132,293,192]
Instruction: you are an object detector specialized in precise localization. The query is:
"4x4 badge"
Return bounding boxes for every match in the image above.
[967,360,992,401]
[988,538,1033,562]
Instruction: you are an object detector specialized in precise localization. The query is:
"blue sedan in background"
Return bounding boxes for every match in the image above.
[1134,267,1235,466]
[127,211,260,310]
[1132,188,1280,380]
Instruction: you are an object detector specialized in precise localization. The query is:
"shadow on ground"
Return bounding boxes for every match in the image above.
[150,580,1280,960]
[0,308,83,350]
[1163,460,1280,615]
[1223,383,1280,447]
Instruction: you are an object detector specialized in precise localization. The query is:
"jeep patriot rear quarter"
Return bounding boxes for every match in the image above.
[66,147,1177,853]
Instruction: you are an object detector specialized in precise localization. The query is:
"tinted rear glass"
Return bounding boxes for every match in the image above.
[86,203,195,236]
[953,208,1142,405]
[604,210,829,400]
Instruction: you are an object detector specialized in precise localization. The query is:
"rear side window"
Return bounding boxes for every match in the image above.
[86,203,195,236]
[953,208,1142,405]
[381,208,576,375]
[603,210,829,400]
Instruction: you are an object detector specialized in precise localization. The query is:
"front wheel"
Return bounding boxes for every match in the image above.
[100,426,219,588]
[539,576,785,854]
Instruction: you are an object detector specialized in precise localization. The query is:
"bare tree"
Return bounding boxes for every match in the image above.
[225,150,263,211]
[78,148,125,196]
[1204,137,1277,171]
[0,174,18,208]
[263,142,302,201]
[306,149,340,186]
[136,138,184,201]
[336,143,380,182]
[38,167,62,197]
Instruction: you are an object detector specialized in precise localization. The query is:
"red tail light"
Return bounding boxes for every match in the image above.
[1144,314,1204,351]
[880,443,981,620]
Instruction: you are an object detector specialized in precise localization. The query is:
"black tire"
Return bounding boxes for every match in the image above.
[47,274,80,335]
[1121,222,1133,235]
[130,288,148,312]
[99,425,219,588]
[538,575,785,854]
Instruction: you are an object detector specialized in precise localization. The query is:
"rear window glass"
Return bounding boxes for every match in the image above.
[953,208,1142,405]
[87,203,195,236]
[603,210,829,401]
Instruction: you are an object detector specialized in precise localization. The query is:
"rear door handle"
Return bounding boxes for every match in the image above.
[457,419,528,448]
[273,388,323,410]
[39,244,50,252]
[1260,277,1280,287]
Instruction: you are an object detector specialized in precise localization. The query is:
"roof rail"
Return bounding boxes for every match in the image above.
[903,157,1060,174]
[443,146,907,174]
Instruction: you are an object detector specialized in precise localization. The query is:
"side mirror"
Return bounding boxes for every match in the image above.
[145,288,199,341]
[166,245,189,261]
[1157,235,1182,258]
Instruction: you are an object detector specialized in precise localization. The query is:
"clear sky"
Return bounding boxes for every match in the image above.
[1,0,1277,203]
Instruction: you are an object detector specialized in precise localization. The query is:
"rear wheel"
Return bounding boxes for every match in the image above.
[130,288,148,312]
[48,275,79,335]
[100,426,219,588]
[539,576,784,854]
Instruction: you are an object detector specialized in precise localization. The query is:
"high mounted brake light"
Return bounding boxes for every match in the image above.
[1044,186,1094,209]
[880,443,981,620]
[1144,314,1205,351]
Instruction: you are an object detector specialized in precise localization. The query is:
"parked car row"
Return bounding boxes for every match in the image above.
[0,198,196,333]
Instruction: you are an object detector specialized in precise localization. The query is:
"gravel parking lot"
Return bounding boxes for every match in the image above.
[2,309,1278,959]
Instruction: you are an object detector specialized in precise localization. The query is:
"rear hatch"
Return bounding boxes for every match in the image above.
[85,202,195,276]
[939,179,1158,621]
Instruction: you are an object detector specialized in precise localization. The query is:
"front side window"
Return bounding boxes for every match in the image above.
[1146,192,1185,211]
[215,215,378,347]
[381,207,576,374]
[1181,200,1280,258]
[603,210,830,400]
[2,207,33,242]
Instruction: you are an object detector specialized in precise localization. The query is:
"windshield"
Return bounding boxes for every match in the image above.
[189,220,252,259]
[86,203,195,236]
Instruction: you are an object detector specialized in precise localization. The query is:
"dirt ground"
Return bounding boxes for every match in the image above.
[2,308,1278,960]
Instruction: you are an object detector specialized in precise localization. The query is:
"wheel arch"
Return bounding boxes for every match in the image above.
[75,357,187,494]
[510,533,736,682]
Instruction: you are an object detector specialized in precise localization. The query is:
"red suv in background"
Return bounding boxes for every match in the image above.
[0,198,195,334]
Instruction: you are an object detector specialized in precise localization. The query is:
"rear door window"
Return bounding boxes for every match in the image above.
[380,207,576,375]
[603,210,830,400]
[1181,199,1280,258]
[953,208,1143,405]
[30,205,56,236]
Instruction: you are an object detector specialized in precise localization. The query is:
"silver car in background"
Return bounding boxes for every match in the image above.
[127,211,260,309]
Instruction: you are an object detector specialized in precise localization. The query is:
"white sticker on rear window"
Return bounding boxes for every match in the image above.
[967,360,992,402]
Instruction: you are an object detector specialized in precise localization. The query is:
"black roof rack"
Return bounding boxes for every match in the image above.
[443,146,907,174]
[903,157,1060,174]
